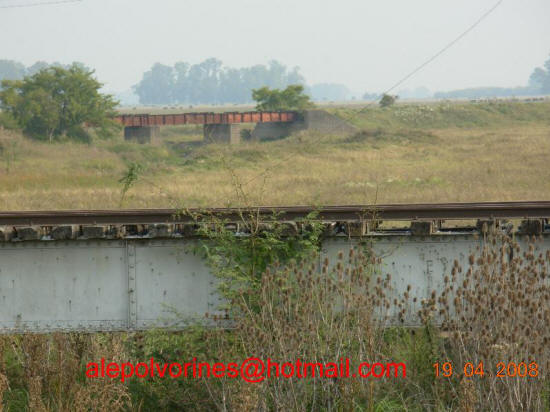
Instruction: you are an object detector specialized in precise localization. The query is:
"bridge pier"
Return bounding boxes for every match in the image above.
[124,126,160,144]
[250,122,296,141]
[249,110,357,141]
[203,124,242,144]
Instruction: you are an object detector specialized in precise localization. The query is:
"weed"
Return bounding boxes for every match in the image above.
[420,231,550,411]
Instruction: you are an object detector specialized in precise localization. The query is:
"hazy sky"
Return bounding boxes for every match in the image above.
[1,0,549,94]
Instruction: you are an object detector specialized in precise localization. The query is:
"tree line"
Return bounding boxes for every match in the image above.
[1,53,549,110]
[133,58,306,105]
[434,54,550,99]
[529,55,550,94]
[0,60,89,83]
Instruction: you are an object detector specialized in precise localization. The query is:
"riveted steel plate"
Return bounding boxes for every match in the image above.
[0,241,128,333]
[133,240,221,329]
[1,235,549,333]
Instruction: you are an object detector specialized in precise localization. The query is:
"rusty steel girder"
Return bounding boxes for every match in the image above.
[115,111,298,127]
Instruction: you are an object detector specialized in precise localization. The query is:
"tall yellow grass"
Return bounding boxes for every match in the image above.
[1,102,549,210]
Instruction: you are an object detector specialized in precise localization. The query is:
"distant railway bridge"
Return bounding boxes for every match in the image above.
[115,110,356,143]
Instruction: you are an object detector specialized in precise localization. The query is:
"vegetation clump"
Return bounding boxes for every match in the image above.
[0,64,119,142]
[528,54,550,94]
[379,93,397,107]
[420,231,550,410]
[252,84,314,112]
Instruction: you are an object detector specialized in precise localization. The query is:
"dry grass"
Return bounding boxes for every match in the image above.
[1,102,549,210]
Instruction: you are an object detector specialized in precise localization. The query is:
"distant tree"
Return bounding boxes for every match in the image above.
[26,61,50,76]
[529,55,550,94]
[0,60,93,86]
[362,92,379,101]
[134,59,306,105]
[186,58,223,104]
[0,60,26,83]
[0,64,119,142]
[434,86,535,99]
[397,86,432,99]
[133,63,175,105]
[252,84,314,111]
[379,94,397,107]
[173,61,191,103]
[310,83,350,101]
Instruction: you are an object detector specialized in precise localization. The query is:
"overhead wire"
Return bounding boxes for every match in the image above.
[208,1,507,205]
[379,0,504,97]
[225,1,507,208]
[0,0,82,9]
[0,0,505,207]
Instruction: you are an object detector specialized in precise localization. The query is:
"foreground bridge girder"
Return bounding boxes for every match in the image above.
[1,201,550,333]
[0,232,546,333]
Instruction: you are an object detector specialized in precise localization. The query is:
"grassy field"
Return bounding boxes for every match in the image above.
[1,100,550,411]
[1,100,549,210]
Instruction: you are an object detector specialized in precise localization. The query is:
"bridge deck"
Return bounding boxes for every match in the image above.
[115,111,298,127]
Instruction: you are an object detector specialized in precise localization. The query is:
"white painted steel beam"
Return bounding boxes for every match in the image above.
[0,234,545,333]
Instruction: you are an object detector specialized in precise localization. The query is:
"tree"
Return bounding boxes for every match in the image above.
[310,83,351,101]
[362,92,379,101]
[26,61,50,76]
[529,55,550,94]
[0,64,119,142]
[252,84,314,111]
[173,62,191,103]
[379,94,397,108]
[0,60,26,83]
[134,59,307,105]
[133,63,175,105]
[186,58,223,104]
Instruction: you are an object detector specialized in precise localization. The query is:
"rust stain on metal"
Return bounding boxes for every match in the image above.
[115,111,298,127]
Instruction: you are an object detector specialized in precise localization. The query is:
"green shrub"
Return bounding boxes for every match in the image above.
[0,64,119,142]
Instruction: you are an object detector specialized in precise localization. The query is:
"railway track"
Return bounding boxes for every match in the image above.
[0,201,549,226]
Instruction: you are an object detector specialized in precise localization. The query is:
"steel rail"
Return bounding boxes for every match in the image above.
[0,201,549,226]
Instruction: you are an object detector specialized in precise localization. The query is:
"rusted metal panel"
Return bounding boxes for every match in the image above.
[115,111,297,127]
